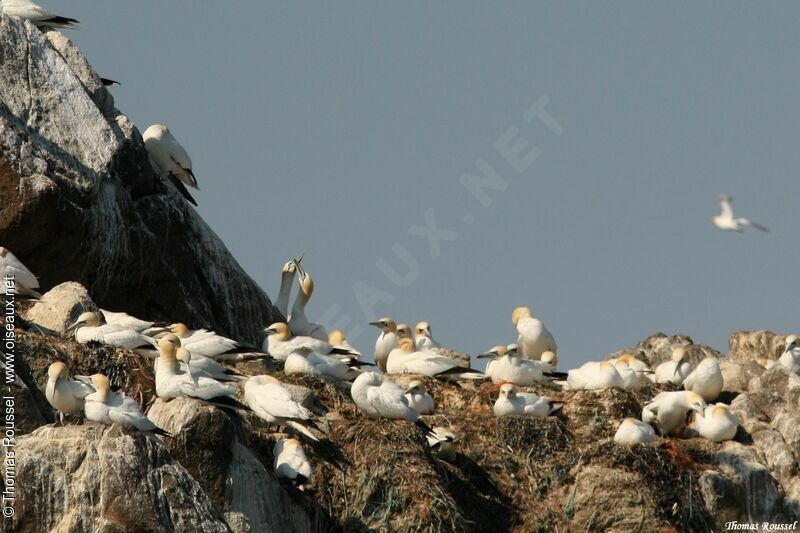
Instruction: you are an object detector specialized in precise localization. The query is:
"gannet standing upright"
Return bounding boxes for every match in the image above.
[692,404,738,442]
[654,347,693,384]
[712,195,768,233]
[642,391,706,436]
[614,418,657,444]
[84,374,170,436]
[683,356,723,402]
[778,335,800,374]
[273,438,313,490]
[350,372,432,434]
[512,307,557,360]
[274,254,303,318]
[288,270,327,341]
[0,247,41,299]
[1,0,78,29]
[142,124,198,206]
[370,317,399,372]
[45,362,94,423]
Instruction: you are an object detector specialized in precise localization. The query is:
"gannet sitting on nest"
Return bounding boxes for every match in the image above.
[351,371,432,434]
[84,374,170,437]
[328,329,362,359]
[654,347,693,385]
[512,306,557,360]
[244,376,319,441]
[691,404,738,442]
[642,391,706,436]
[1,0,78,30]
[493,383,558,418]
[274,438,313,490]
[263,322,359,362]
[169,322,267,362]
[45,362,94,424]
[414,321,471,368]
[683,356,723,402]
[396,323,413,341]
[478,344,565,385]
[66,311,158,350]
[614,418,657,444]
[779,335,800,374]
[566,360,624,390]
[386,339,484,381]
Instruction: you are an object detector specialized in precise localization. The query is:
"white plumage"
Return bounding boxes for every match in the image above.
[654,347,693,384]
[351,372,423,425]
[779,336,800,374]
[493,384,555,418]
[512,307,557,360]
[1,0,78,29]
[691,404,738,442]
[642,391,706,436]
[712,195,768,233]
[84,374,165,434]
[614,418,657,444]
[370,318,400,372]
[45,362,94,422]
[244,376,318,441]
[567,361,623,391]
[273,438,312,489]
[683,357,724,402]
[386,340,483,380]
[287,270,327,341]
[479,344,549,386]
[155,339,239,401]
[404,380,434,414]
[0,246,40,298]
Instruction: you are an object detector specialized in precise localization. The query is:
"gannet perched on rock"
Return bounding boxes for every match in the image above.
[512,306,557,361]
[427,427,458,461]
[396,324,412,341]
[84,374,170,436]
[404,380,434,414]
[66,311,158,350]
[143,124,198,206]
[244,376,319,441]
[779,335,800,374]
[287,270,327,341]
[478,344,564,385]
[370,317,400,372]
[0,246,41,299]
[683,356,723,402]
[614,418,657,444]
[654,347,693,384]
[351,371,432,434]
[712,194,768,233]
[274,438,312,490]
[414,321,470,368]
[493,384,557,418]
[692,404,738,442]
[1,0,78,29]
[642,391,706,436]
[169,322,266,362]
[274,254,303,317]
[45,362,94,424]
[566,360,624,390]
[386,340,484,380]
[263,322,359,362]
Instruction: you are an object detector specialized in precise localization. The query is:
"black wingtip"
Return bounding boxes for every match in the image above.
[415,419,433,435]
[152,427,172,438]
[205,396,252,412]
[167,175,198,206]
[544,371,568,380]
[47,16,80,25]
[100,77,120,86]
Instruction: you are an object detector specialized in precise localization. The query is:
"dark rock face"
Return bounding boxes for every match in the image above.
[0,15,278,344]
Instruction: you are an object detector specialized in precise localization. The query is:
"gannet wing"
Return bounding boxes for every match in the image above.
[739,218,769,232]
[255,383,312,420]
[720,197,734,219]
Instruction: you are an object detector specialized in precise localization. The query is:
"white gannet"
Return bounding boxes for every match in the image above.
[617,367,644,392]
[692,404,738,442]
[175,346,242,382]
[654,347,693,385]
[386,339,484,380]
[287,270,327,341]
[778,335,800,374]
[274,254,303,318]
[100,309,161,334]
[169,323,266,362]
[683,356,723,402]
[477,345,507,377]
[611,353,652,375]
[712,194,768,233]
[614,418,657,444]
[512,307,557,360]
[0,246,41,299]
[404,380,434,414]
[284,349,366,381]
[370,317,400,372]
[642,391,706,436]
[244,375,318,441]
[84,374,170,436]
[142,124,198,206]
[1,0,78,29]
[66,311,158,350]
[45,362,94,423]
[478,344,563,385]
[351,371,432,433]
[427,427,458,461]
[273,438,312,490]
[414,321,470,368]
[263,322,359,362]
[567,360,624,391]
[396,323,412,341]
[493,383,556,418]
[328,329,362,359]
[540,351,558,371]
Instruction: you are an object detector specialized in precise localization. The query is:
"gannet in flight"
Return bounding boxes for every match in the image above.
[404,380,434,414]
[142,124,198,206]
[288,270,327,341]
[370,317,400,372]
[512,307,557,360]
[712,195,768,233]
[244,376,319,441]
[66,311,158,350]
[263,322,358,362]
[779,335,800,374]
[613,418,657,444]
[691,404,738,442]
[396,323,412,341]
[493,384,557,418]
[414,321,470,368]
[683,356,723,402]
[427,427,458,461]
[566,360,624,391]
[351,371,432,434]
[84,374,170,436]
[386,339,484,380]
[45,362,94,424]
[273,438,312,490]
[642,391,706,436]
[1,0,78,29]
[654,347,693,384]
[0,246,41,299]
[274,254,303,318]
[328,329,362,358]
[169,323,267,362]
[478,344,564,385]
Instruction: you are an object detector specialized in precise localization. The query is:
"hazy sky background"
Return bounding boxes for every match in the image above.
[64,2,798,370]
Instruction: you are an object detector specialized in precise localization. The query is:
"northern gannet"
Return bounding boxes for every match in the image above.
[540,351,558,371]
[478,344,563,385]
[642,391,706,436]
[274,254,303,318]
[712,195,768,233]
[396,324,412,341]
[244,376,319,441]
[512,307,557,360]
[427,427,458,461]
[683,356,723,402]
[169,323,267,362]
[175,346,242,382]
[284,349,367,381]
[66,311,158,350]
[566,360,624,390]
[263,322,358,362]
[351,371,432,434]
[617,367,644,392]
[493,384,557,418]
[100,309,162,335]
[613,418,657,444]
[370,317,399,372]
[654,347,693,384]
[287,270,327,341]
[328,329,362,358]
[0,246,41,299]
[404,380,434,414]
[691,404,738,442]
[414,321,470,368]
[386,339,484,380]
[778,335,800,374]
[273,438,312,490]
[1,0,78,29]
[477,345,507,377]
[142,124,198,206]
[45,362,94,423]
[84,374,170,436]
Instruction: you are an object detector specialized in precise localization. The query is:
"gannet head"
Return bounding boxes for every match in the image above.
[250,375,279,386]
[711,404,729,419]
[415,321,432,338]
[169,323,190,338]
[786,335,798,350]
[720,194,732,203]
[158,337,177,359]
[328,329,347,346]
[369,317,397,333]
[511,307,532,325]
[90,374,110,399]
[157,333,182,347]
[477,345,507,359]
[282,253,303,275]
[48,362,68,381]
[506,344,520,357]
[0,247,8,257]
[65,311,102,334]
[405,380,426,394]
[298,271,314,297]
[398,338,416,354]
[541,351,558,366]
[175,347,194,379]
[671,347,687,362]
[433,427,458,442]
[499,383,516,399]
[264,322,292,340]
[396,324,412,339]
[686,392,706,414]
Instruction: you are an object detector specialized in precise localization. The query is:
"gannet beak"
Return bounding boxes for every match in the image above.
[184,364,194,381]
[476,352,495,359]
[368,321,384,328]
[673,364,681,377]
[404,385,417,394]
[293,252,304,265]
[263,328,278,336]
[64,320,83,335]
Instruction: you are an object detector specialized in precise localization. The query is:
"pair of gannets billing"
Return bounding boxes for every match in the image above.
[274,254,327,340]
[654,347,693,384]
[274,254,304,318]
[414,322,471,368]
[66,311,159,350]
[478,344,565,385]
[386,339,484,381]
[404,380,434,414]
[1,0,78,29]
[683,356,723,402]
[642,391,707,436]
[712,195,768,233]
[142,125,198,206]
[274,438,312,490]
[512,306,557,360]
[614,418,657,444]
[244,376,319,441]
[0,246,41,299]
[351,371,432,434]
[691,404,738,442]
[779,335,800,374]
[427,427,458,461]
[493,384,558,418]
